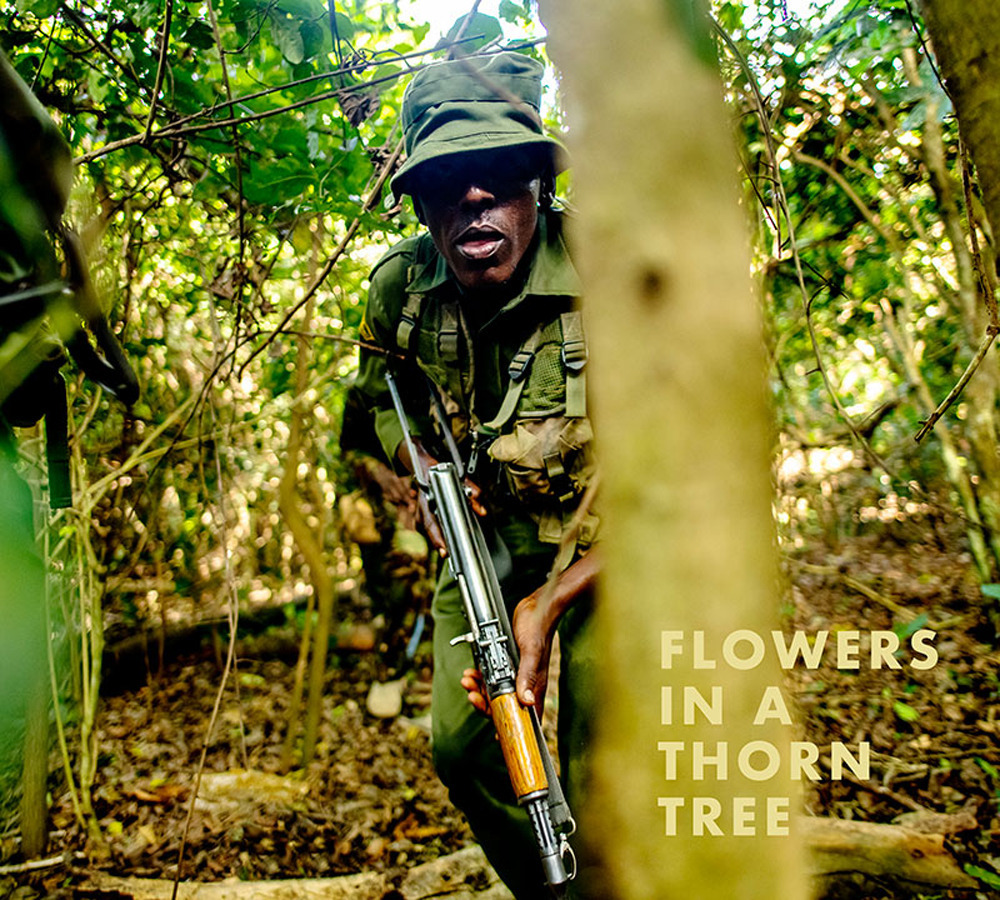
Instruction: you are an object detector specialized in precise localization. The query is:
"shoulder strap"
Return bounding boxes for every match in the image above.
[482,324,546,434]
[560,311,588,419]
[438,301,460,362]
[396,267,423,352]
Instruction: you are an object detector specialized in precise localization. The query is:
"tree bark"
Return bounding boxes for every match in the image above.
[918,1,1000,264]
[540,0,807,897]
[917,1,1000,586]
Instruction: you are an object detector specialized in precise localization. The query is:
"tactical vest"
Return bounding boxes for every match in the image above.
[395,272,598,571]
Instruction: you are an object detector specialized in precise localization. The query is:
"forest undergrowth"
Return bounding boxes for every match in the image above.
[2,512,1000,899]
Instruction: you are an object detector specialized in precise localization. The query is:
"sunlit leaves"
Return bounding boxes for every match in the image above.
[15,0,59,18]
[442,11,503,52]
[269,10,309,64]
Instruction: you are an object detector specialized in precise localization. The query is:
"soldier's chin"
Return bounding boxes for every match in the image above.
[453,259,517,291]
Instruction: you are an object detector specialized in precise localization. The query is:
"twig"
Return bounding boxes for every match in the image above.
[205,0,249,357]
[29,11,59,91]
[450,0,484,58]
[0,855,70,875]
[170,396,243,900]
[915,324,1000,442]
[911,139,1000,442]
[60,2,142,90]
[711,18,891,476]
[961,139,999,306]
[237,137,404,375]
[842,771,929,813]
[144,0,174,142]
[328,0,343,69]
[795,151,904,253]
[792,560,939,628]
[72,39,544,164]
[901,0,946,95]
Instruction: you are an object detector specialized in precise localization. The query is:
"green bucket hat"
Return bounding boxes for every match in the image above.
[390,51,566,202]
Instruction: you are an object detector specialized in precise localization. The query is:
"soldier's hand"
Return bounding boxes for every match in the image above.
[415,490,447,556]
[512,594,552,718]
[460,667,491,717]
[398,437,487,556]
[462,476,487,518]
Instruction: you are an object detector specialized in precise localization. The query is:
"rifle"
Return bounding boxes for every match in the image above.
[384,369,575,895]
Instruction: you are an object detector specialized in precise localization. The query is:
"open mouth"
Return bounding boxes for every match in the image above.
[455,226,505,261]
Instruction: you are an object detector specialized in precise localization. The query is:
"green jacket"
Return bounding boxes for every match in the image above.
[354,209,597,565]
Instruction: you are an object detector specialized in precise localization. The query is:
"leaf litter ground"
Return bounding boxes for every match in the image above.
[3,528,1000,898]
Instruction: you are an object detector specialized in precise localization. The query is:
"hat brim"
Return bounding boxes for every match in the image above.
[390,131,568,205]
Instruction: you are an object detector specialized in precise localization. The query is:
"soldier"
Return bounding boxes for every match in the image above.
[354,52,600,899]
[0,52,137,856]
[0,51,77,857]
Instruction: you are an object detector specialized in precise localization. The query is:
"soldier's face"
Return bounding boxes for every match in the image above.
[414,150,542,292]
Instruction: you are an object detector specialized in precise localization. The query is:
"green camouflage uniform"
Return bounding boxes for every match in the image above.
[355,199,599,897]
[0,53,72,840]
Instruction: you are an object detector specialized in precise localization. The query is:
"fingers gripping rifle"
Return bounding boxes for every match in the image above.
[384,370,575,895]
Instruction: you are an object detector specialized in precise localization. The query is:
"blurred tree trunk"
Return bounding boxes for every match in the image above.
[917,1,1000,591]
[918,1,1000,265]
[540,0,807,897]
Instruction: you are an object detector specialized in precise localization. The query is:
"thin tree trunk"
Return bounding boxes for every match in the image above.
[277,225,334,767]
[541,1,807,897]
[917,1,1000,585]
[919,1,1000,265]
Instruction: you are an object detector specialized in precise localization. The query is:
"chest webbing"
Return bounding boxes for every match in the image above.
[396,283,462,363]
[482,310,588,434]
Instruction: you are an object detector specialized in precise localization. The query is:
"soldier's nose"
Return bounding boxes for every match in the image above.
[460,183,496,209]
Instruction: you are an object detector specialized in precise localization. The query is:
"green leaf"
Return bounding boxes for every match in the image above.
[443,12,503,52]
[182,20,216,50]
[333,11,355,41]
[964,864,1000,890]
[300,19,326,60]
[499,0,523,24]
[981,583,1000,600]
[976,757,1000,781]
[277,0,322,17]
[15,0,60,17]
[411,23,430,45]
[373,63,401,81]
[269,12,305,64]
[87,68,109,104]
[892,701,919,723]
[893,612,928,640]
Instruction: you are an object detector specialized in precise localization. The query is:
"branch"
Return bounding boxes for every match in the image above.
[915,323,1000,442]
[144,0,174,142]
[74,39,545,164]
[712,18,892,474]
[237,137,404,375]
[0,855,73,875]
[206,0,249,350]
[60,2,142,91]
[794,151,904,253]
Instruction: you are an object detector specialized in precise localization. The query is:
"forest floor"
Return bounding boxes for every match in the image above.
[3,522,1000,899]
